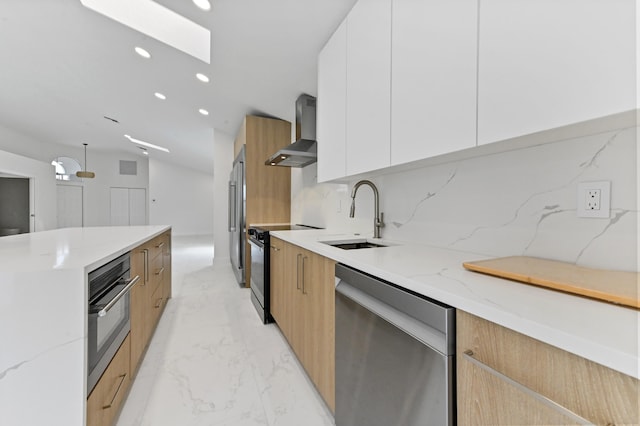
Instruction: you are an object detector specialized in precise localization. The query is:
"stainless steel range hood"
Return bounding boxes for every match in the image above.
[266,94,317,167]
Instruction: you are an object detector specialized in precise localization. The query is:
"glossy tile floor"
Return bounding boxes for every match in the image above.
[117,235,335,426]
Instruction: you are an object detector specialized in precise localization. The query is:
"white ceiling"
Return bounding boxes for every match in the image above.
[0,0,357,174]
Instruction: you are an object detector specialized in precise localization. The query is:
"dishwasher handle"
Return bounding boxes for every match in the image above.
[336,280,451,356]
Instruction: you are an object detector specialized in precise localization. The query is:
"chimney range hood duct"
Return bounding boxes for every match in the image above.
[266,94,317,167]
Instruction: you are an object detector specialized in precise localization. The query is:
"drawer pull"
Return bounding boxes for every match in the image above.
[155,267,165,276]
[103,374,127,409]
[463,350,593,425]
[155,298,163,308]
[301,256,308,294]
[270,245,280,252]
[142,249,149,284]
[155,241,165,249]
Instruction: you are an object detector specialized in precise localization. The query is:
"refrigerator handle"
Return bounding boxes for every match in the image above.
[229,181,236,232]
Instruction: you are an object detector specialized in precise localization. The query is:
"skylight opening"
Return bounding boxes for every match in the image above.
[81,0,211,63]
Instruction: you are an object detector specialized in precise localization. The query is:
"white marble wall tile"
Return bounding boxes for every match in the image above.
[293,125,638,271]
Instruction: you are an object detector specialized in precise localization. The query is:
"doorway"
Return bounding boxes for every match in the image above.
[0,177,30,236]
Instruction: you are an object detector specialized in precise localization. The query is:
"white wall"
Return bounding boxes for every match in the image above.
[292,116,638,272]
[149,158,214,236]
[212,129,234,261]
[0,122,150,228]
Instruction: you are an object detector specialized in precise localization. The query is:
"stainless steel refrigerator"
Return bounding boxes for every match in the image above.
[228,147,245,286]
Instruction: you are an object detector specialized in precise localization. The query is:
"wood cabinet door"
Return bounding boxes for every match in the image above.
[269,237,286,326]
[87,335,131,426]
[457,310,640,425]
[477,0,636,145]
[129,246,148,374]
[303,250,336,412]
[391,0,477,165]
[317,18,347,182]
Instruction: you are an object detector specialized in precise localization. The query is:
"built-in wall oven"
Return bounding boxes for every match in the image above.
[87,252,139,394]
[335,263,456,426]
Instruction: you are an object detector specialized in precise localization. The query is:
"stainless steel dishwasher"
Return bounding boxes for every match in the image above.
[335,263,456,426]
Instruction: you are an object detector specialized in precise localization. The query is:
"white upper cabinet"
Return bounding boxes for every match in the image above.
[477,0,637,145]
[317,19,347,183]
[345,0,392,176]
[391,0,478,165]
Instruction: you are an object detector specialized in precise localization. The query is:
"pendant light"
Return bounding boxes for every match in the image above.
[76,143,96,179]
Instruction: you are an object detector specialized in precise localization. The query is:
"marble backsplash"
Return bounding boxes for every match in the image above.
[291,122,638,272]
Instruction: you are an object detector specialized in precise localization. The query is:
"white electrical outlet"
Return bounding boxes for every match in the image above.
[585,189,601,210]
[578,181,610,218]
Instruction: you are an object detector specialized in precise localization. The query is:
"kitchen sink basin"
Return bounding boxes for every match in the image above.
[321,239,391,250]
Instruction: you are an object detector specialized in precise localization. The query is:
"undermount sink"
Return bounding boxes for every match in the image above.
[321,239,391,250]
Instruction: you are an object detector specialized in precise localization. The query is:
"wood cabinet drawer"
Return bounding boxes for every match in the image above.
[87,335,131,426]
[457,310,640,425]
[149,251,165,292]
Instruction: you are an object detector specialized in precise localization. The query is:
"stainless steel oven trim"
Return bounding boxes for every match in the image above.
[91,275,139,317]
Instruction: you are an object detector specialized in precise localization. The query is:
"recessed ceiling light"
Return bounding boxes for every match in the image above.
[196,73,209,83]
[154,92,166,100]
[193,0,211,11]
[199,108,209,116]
[125,134,170,153]
[134,46,151,58]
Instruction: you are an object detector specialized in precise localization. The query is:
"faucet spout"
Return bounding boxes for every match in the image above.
[350,180,384,239]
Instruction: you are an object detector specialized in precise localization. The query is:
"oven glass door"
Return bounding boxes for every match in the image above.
[249,238,265,306]
[87,282,131,394]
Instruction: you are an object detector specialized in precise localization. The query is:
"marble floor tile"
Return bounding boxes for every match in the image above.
[117,235,334,426]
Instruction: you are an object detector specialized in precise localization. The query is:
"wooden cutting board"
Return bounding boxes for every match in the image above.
[463,256,640,310]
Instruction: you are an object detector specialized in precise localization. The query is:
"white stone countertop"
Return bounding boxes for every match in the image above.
[271,229,640,380]
[0,225,170,426]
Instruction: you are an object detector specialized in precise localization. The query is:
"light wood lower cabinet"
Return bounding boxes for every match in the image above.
[87,335,131,426]
[130,230,172,375]
[270,239,335,412]
[89,230,172,426]
[457,310,640,425]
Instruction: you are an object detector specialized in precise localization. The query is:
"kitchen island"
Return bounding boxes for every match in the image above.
[271,229,639,381]
[0,226,170,426]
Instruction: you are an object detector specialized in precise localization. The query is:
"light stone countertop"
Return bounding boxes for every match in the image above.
[271,229,640,381]
[0,225,170,426]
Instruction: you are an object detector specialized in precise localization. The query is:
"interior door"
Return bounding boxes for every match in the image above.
[128,188,146,225]
[56,184,83,228]
[110,187,129,226]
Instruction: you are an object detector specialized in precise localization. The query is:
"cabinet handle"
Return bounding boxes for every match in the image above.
[155,241,164,249]
[155,298,163,308]
[296,253,302,290]
[462,350,593,425]
[103,374,127,409]
[301,256,308,295]
[270,245,280,252]
[142,249,149,285]
[155,267,165,276]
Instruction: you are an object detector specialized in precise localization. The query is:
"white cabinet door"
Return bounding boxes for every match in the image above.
[391,0,478,165]
[345,0,392,176]
[477,0,636,145]
[317,19,347,183]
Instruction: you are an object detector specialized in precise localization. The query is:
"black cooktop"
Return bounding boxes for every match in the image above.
[250,224,321,232]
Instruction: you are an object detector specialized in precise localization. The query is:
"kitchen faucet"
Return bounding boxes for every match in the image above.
[349,180,384,239]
